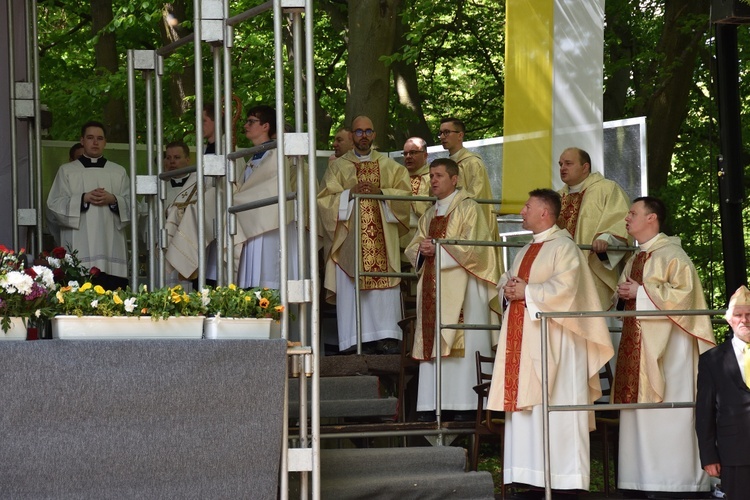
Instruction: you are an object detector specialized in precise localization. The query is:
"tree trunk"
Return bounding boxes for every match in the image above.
[391,15,432,147]
[345,0,401,149]
[635,0,708,193]
[158,1,196,119]
[90,0,127,142]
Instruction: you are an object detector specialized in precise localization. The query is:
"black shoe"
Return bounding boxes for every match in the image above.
[416,411,436,422]
[376,339,401,354]
[451,410,475,422]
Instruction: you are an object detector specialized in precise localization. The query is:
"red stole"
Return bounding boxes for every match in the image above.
[356,161,389,290]
[420,214,451,359]
[612,251,649,403]
[503,242,544,411]
[557,191,585,238]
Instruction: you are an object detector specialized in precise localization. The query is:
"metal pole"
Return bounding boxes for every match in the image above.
[274,2,291,497]
[715,23,748,299]
[212,45,224,285]
[144,70,156,290]
[354,198,362,354]
[194,0,206,288]
[291,10,309,500]
[304,1,321,496]
[435,240,443,444]
[127,51,138,288]
[155,54,166,288]
[30,0,43,255]
[540,316,552,500]
[223,23,235,285]
[7,0,19,251]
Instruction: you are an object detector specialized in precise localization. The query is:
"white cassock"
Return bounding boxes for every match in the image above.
[47,157,131,277]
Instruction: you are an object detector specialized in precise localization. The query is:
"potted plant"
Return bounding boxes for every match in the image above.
[51,283,206,340]
[0,245,56,339]
[203,285,284,339]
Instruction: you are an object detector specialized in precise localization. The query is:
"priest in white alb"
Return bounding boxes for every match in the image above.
[614,196,715,495]
[405,158,500,421]
[487,188,613,493]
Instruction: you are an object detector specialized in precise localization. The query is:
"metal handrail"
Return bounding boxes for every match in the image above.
[537,308,724,500]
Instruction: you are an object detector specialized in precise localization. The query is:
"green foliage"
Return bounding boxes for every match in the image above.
[203,285,284,320]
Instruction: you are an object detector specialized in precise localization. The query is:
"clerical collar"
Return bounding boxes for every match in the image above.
[637,233,660,252]
[205,142,216,155]
[567,178,587,193]
[354,150,372,161]
[532,225,555,243]
[78,155,107,168]
[170,176,189,187]
[436,190,458,212]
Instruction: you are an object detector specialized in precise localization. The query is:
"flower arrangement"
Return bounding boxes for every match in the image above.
[203,285,284,321]
[40,246,99,286]
[0,245,56,332]
[54,283,205,319]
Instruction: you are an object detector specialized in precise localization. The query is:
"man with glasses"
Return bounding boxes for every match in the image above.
[400,137,432,252]
[438,117,498,241]
[318,115,411,354]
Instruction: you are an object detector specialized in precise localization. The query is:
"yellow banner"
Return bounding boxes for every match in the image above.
[502,0,554,214]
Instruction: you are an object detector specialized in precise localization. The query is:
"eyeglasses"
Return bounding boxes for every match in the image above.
[403,150,426,157]
[246,118,260,125]
[437,130,460,137]
[353,128,374,138]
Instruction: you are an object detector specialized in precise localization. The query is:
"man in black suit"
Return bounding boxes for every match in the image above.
[696,285,750,499]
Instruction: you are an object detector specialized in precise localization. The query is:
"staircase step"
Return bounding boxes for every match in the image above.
[321,446,468,478]
[321,470,495,499]
[289,397,398,419]
[288,375,382,401]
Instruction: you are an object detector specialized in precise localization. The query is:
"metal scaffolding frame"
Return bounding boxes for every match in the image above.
[124,1,320,498]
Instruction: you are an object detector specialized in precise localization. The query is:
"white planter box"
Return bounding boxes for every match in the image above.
[0,317,27,340]
[204,317,276,339]
[51,316,205,340]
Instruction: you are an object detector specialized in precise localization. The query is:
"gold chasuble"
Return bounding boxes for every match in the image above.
[356,161,389,290]
[612,251,647,403]
[503,242,544,412]
[487,226,613,414]
[405,189,501,362]
[556,172,631,308]
[612,234,716,404]
[317,149,411,302]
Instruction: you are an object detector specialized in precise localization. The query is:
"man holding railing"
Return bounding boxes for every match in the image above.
[405,158,500,421]
[556,147,631,310]
[317,115,410,355]
[487,188,613,495]
[614,196,715,497]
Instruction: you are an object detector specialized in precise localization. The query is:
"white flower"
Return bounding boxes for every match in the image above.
[34,309,41,318]
[46,257,61,268]
[68,281,80,291]
[0,271,34,295]
[90,299,99,308]
[254,290,262,300]
[201,288,211,307]
[32,266,55,289]
[124,297,137,313]
[64,254,74,266]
